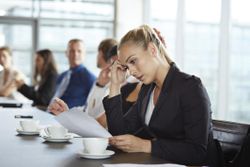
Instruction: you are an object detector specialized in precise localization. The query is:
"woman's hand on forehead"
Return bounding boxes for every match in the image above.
[117,61,128,71]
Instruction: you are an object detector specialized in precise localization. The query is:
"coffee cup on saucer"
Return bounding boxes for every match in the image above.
[82,138,108,155]
[44,126,68,139]
[19,120,39,132]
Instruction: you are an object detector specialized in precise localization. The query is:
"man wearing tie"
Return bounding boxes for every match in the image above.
[53,39,96,108]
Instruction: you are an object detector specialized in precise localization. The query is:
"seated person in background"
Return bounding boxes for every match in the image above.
[48,38,118,127]
[49,43,143,128]
[52,39,96,109]
[0,46,24,98]
[15,49,58,109]
[103,25,218,166]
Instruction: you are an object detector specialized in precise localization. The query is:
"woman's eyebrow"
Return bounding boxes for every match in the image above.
[125,54,135,63]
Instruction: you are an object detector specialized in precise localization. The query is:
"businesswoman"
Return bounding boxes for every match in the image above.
[0,46,24,97]
[103,25,218,166]
[16,49,58,108]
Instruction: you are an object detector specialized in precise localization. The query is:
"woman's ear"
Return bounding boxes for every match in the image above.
[147,42,157,57]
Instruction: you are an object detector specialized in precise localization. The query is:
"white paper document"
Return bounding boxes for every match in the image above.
[55,108,111,138]
[103,164,186,167]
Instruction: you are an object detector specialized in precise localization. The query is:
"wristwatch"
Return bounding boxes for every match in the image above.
[96,82,105,88]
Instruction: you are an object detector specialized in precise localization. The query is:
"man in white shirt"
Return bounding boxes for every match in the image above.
[48,39,118,127]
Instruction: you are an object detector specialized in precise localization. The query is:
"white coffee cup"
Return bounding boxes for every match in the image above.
[82,138,108,155]
[19,120,39,132]
[44,126,68,138]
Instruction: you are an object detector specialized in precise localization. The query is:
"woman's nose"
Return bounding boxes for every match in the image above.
[129,68,137,77]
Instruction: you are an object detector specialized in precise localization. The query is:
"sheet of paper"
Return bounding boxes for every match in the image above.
[55,108,111,138]
[102,164,186,167]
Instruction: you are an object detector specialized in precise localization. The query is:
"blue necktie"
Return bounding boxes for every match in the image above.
[53,70,72,99]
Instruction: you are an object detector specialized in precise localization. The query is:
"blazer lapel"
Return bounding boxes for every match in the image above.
[140,84,155,123]
[150,63,178,122]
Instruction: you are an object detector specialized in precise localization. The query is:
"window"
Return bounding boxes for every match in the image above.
[0,0,33,17]
[39,20,113,74]
[229,0,250,123]
[0,0,115,79]
[184,0,220,116]
[149,0,177,57]
[0,21,33,81]
[148,0,250,123]
[39,0,114,21]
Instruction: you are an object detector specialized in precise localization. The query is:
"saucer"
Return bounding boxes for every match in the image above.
[78,150,115,159]
[42,135,73,143]
[16,128,40,135]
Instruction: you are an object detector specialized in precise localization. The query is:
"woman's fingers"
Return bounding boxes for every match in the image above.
[110,60,126,84]
[109,137,134,152]
[109,135,131,146]
[109,134,151,153]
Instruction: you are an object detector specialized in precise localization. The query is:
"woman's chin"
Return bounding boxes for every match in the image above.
[141,79,150,85]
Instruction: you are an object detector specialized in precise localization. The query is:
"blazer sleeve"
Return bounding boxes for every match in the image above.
[18,73,58,106]
[103,94,142,136]
[151,78,211,165]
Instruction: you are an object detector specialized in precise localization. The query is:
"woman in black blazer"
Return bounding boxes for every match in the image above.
[103,25,218,166]
[16,49,58,108]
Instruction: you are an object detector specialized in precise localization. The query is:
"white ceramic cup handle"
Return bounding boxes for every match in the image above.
[44,128,51,137]
[19,122,24,129]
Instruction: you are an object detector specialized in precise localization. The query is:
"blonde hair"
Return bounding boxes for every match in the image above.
[0,46,12,56]
[118,25,172,64]
[67,39,84,49]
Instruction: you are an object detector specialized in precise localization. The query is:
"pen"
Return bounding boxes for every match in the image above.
[15,115,33,119]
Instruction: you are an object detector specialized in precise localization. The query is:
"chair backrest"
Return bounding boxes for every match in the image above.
[232,132,250,167]
[212,120,250,165]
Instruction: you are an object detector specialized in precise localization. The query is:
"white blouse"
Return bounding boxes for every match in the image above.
[145,88,155,125]
[84,82,110,118]
[0,68,19,97]
[0,68,29,102]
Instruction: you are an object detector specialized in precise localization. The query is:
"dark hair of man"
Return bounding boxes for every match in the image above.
[107,45,117,60]
[98,38,117,62]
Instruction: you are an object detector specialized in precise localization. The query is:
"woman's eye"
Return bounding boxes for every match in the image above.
[129,59,136,65]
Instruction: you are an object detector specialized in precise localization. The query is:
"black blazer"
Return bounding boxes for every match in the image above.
[103,63,217,166]
[120,82,139,115]
[18,72,58,107]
